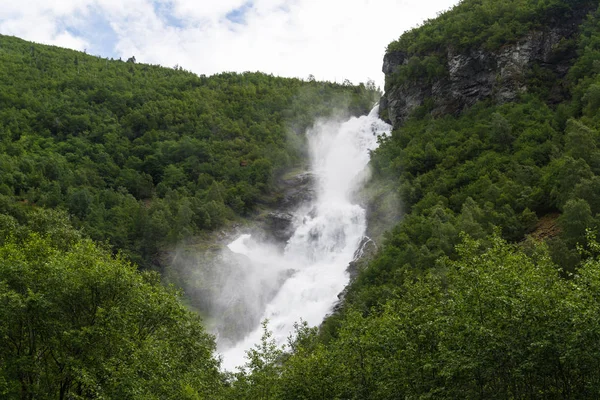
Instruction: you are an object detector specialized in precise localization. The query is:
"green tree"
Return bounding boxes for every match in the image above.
[230,320,282,400]
[560,198,595,247]
[0,232,223,399]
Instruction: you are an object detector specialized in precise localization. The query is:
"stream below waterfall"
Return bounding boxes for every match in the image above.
[218,106,391,370]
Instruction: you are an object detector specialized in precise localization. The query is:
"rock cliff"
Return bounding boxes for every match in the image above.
[380,8,593,128]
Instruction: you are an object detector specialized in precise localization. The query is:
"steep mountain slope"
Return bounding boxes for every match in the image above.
[380,0,597,126]
[348,0,600,309]
[6,0,600,397]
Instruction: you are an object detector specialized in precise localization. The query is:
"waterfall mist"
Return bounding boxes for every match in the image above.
[218,106,391,370]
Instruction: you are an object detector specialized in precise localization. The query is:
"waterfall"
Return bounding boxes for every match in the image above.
[219,106,391,370]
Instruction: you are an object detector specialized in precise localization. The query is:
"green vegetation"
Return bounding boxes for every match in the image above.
[387,54,448,88]
[0,208,223,399]
[0,34,378,268]
[0,34,380,397]
[385,0,597,90]
[349,3,600,309]
[229,234,600,399]
[5,0,600,397]
[388,0,595,54]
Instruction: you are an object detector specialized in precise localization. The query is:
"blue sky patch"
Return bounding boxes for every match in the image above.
[226,2,253,24]
[152,1,185,28]
[58,12,119,58]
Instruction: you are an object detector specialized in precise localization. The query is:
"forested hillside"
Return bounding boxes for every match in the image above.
[0,34,378,268]
[355,0,600,315]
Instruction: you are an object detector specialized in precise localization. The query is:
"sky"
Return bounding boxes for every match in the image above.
[0,0,460,88]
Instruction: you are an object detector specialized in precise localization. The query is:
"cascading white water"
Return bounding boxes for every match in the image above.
[219,106,391,370]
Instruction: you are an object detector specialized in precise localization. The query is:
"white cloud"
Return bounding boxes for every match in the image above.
[0,0,92,50]
[0,0,460,88]
[50,31,89,50]
[172,0,249,21]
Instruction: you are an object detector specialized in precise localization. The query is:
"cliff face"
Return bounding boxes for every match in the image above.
[380,9,592,128]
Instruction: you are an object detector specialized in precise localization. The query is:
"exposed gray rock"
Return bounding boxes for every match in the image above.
[278,172,316,211]
[264,212,296,243]
[382,50,408,74]
[331,236,379,314]
[250,171,316,245]
[348,236,378,280]
[380,9,592,128]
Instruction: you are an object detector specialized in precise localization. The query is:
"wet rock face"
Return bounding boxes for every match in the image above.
[256,172,316,244]
[331,236,379,314]
[380,10,591,128]
[264,212,296,243]
[348,236,378,281]
[279,172,315,211]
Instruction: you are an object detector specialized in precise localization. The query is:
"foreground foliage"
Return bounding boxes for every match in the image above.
[0,211,223,399]
[235,235,600,399]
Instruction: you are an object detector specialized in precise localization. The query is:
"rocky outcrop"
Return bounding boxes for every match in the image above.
[348,236,378,281]
[380,10,592,128]
[255,171,315,244]
[278,172,315,210]
[331,236,378,314]
[263,211,296,242]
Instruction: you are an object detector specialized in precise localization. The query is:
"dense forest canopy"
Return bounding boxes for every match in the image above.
[0,34,378,268]
[388,0,596,54]
[4,0,600,397]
